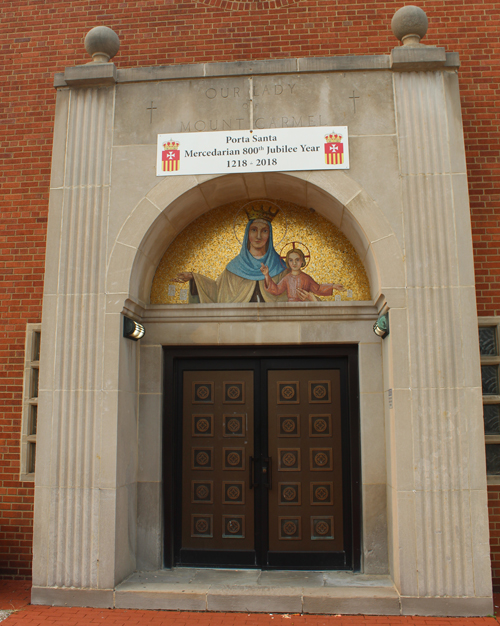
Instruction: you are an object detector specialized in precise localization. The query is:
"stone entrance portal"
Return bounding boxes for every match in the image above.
[32,13,492,615]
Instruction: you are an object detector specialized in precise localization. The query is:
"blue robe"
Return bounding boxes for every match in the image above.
[225,220,286,280]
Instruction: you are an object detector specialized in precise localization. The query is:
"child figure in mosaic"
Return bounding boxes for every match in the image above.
[260,248,345,302]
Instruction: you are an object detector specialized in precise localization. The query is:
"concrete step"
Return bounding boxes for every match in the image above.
[114,569,399,614]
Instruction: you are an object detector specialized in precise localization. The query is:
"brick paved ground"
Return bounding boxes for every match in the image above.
[0,610,497,626]
[0,583,500,626]
[2,608,499,626]
[0,581,31,611]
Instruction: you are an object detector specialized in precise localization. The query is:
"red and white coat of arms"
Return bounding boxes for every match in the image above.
[162,140,180,171]
[324,133,344,165]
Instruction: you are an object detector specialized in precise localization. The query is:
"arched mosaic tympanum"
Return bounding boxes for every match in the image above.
[151,198,371,305]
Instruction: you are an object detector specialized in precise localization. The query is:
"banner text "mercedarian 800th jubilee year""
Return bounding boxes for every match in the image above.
[156,127,349,176]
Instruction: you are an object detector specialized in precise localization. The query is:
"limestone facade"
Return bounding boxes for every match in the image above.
[31,42,492,615]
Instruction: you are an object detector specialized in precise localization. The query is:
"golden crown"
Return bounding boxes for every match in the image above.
[325,132,343,143]
[243,201,280,223]
[163,140,180,150]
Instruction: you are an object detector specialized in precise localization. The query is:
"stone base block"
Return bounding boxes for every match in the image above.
[116,588,208,611]
[401,596,494,617]
[207,586,303,613]
[390,46,446,71]
[31,577,495,617]
[31,586,114,608]
[303,587,400,615]
[63,63,117,86]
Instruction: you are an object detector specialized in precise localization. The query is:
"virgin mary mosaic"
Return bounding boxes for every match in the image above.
[150,199,371,304]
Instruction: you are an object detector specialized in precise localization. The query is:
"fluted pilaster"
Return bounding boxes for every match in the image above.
[37,86,114,589]
[393,70,489,598]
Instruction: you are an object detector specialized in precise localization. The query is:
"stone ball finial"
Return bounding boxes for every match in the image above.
[84,26,120,63]
[391,5,428,46]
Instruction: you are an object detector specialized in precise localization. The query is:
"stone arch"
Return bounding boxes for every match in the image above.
[105,170,397,575]
[106,171,404,309]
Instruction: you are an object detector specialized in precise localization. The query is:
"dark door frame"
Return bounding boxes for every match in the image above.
[162,344,361,571]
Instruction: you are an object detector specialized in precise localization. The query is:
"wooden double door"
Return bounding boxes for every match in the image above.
[164,349,360,570]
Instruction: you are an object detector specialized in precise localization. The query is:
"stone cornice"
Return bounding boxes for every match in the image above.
[123,299,379,325]
[54,51,460,88]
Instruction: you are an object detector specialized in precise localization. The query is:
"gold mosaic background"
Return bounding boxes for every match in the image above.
[150,199,371,304]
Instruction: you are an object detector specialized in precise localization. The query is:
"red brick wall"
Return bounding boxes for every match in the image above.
[1,0,499,579]
[489,487,500,589]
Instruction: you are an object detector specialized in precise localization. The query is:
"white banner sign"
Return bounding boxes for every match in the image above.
[156,126,349,176]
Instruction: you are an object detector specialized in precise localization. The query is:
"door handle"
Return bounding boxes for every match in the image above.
[263,456,272,490]
[249,456,254,489]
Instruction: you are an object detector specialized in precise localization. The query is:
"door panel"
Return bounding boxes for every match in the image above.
[167,350,358,570]
[268,370,343,553]
[182,370,255,556]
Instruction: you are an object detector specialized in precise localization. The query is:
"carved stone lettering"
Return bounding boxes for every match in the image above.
[181,114,323,132]
[113,71,394,146]
[180,119,245,132]
[253,83,296,97]
[203,83,296,99]
[254,115,323,129]
[205,87,242,99]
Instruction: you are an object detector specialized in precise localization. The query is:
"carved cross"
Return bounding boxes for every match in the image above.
[147,101,157,124]
[349,91,360,113]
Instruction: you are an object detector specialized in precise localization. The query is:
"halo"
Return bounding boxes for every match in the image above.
[233,199,288,246]
[279,241,311,269]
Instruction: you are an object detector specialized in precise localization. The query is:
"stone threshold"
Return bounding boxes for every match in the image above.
[31,569,494,616]
[115,569,399,614]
